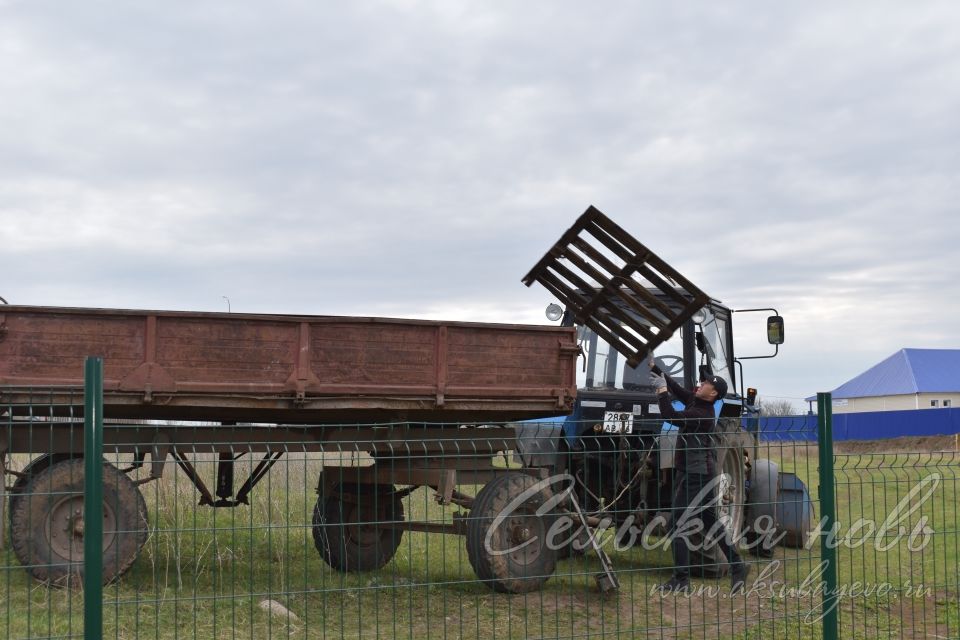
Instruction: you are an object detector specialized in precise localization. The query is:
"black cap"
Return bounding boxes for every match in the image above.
[703,375,728,400]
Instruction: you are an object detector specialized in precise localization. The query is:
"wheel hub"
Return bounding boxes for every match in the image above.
[45,494,117,560]
[719,472,733,505]
[716,448,743,538]
[506,515,542,565]
[67,508,85,537]
[512,524,533,544]
[346,504,386,547]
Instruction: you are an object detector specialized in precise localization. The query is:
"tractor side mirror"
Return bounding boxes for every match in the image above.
[767,316,785,345]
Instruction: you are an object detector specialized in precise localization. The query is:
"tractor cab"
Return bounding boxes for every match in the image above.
[522,206,782,439]
[574,297,735,403]
[556,294,742,446]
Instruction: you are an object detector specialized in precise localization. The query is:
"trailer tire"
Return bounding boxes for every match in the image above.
[312,484,403,573]
[688,431,747,577]
[7,454,79,530]
[10,459,148,586]
[466,472,557,593]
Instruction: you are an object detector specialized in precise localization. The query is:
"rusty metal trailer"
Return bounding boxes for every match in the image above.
[0,306,578,591]
[0,306,577,422]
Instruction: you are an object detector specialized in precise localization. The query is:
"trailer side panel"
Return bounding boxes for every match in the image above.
[0,306,577,423]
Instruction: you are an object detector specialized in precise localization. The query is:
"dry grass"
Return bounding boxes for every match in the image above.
[1,438,958,639]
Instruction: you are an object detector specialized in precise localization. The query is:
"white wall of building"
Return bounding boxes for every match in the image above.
[833,393,960,413]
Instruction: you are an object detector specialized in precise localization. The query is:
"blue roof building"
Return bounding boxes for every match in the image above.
[815,348,960,413]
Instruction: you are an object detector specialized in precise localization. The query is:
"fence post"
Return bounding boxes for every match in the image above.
[83,357,104,640]
[817,392,839,640]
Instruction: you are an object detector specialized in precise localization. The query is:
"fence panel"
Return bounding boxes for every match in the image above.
[5,377,956,638]
[832,445,959,638]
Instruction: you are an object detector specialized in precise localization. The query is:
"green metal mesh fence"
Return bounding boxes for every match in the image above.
[2,375,958,639]
[832,448,959,637]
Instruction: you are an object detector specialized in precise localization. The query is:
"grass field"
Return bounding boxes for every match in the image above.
[2,436,958,639]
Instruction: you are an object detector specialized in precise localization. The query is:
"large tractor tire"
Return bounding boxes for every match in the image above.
[312,483,404,573]
[745,458,781,557]
[688,431,747,578]
[466,472,558,593]
[10,458,148,586]
[777,471,813,549]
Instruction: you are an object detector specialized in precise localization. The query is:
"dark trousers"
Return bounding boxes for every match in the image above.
[669,469,743,579]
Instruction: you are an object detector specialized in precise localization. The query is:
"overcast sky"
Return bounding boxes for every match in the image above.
[2,2,958,405]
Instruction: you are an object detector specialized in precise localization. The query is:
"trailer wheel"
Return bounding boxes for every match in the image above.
[10,459,148,586]
[466,472,557,593]
[312,484,403,573]
[7,454,78,530]
[689,432,747,577]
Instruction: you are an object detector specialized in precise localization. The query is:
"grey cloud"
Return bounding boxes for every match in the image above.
[2,1,959,402]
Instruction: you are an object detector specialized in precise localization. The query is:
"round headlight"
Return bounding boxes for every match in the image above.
[691,308,706,325]
[545,303,564,322]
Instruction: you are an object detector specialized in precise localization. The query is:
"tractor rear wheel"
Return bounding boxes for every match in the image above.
[688,431,747,577]
[745,458,781,557]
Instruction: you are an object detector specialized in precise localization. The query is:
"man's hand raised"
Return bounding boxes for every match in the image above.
[650,373,667,395]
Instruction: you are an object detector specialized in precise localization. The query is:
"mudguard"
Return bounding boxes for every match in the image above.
[513,419,566,469]
[777,472,815,548]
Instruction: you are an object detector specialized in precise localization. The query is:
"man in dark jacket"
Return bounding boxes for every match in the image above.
[650,364,750,595]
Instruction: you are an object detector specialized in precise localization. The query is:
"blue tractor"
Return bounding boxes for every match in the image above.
[516,207,797,576]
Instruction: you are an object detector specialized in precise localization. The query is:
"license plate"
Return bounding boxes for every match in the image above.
[602,411,633,434]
